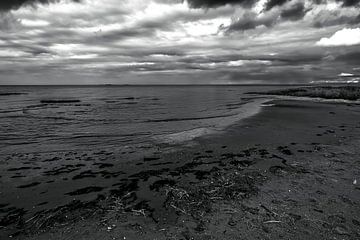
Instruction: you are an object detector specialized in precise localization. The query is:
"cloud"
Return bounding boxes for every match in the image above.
[335,51,360,64]
[224,10,278,31]
[316,28,360,46]
[223,2,308,33]
[0,0,81,12]
[338,72,354,76]
[311,9,360,28]
[336,0,360,7]
[1,0,360,84]
[265,0,289,10]
[280,2,307,21]
[0,12,21,31]
[186,0,256,8]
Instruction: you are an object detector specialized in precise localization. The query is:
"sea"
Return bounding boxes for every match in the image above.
[0,85,290,155]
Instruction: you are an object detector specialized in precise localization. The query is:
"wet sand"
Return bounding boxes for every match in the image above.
[1,99,360,239]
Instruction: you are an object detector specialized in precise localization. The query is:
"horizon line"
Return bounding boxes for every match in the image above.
[0,83,319,87]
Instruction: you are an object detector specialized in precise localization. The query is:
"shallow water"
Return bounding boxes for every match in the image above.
[0,85,286,154]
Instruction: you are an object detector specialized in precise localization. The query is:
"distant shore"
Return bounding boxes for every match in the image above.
[247,85,360,101]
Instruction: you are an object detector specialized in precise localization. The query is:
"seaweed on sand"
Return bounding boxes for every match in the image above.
[40,99,81,104]
[0,92,27,96]
[163,186,211,219]
[162,170,266,219]
[9,199,103,237]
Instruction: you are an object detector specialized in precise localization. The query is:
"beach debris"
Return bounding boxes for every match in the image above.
[263,220,282,224]
[132,209,146,216]
[353,179,357,185]
[334,226,350,236]
[17,200,100,235]
[170,204,187,214]
[107,224,116,231]
[260,204,278,217]
[165,186,189,199]
[228,219,237,226]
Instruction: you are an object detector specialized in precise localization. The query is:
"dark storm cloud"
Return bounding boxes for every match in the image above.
[0,0,80,11]
[336,0,360,7]
[312,10,360,28]
[224,12,277,31]
[1,0,359,85]
[280,2,307,21]
[225,18,258,31]
[265,0,289,11]
[224,4,308,32]
[186,0,256,8]
[335,51,360,64]
[223,1,311,33]
[188,0,359,11]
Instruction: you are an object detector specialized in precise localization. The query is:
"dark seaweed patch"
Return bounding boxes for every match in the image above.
[150,179,176,191]
[93,163,114,168]
[43,166,81,176]
[40,99,81,104]
[66,186,104,196]
[277,146,293,155]
[111,179,139,196]
[7,167,32,171]
[0,203,9,208]
[269,166,287,175]
[150,161,173,166]
[10,175,25,178]
[129,168,170,181]
[17,182,40,189]
[42,157,60,162]
[0,92,27,96]
[193,155,212,161]
[229,159,253,167]
[36,202,48,206]
[143,157,160,162]
[0,208,27,227]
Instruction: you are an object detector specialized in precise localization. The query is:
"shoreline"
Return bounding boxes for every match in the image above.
[156,97,272,145]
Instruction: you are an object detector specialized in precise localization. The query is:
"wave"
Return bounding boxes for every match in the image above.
[155,97,271,144]
[159,128,214,144]
[145,114,235,123]
[273,95,360,104]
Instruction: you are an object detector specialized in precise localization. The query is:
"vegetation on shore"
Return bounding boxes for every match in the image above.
[248,86,360,101]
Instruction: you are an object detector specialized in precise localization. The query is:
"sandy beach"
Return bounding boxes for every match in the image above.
[1,95,359,240]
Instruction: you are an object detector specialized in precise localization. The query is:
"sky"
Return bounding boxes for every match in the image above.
[0,0,359,84]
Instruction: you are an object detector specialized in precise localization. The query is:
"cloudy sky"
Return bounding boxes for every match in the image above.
[0,0,359,84]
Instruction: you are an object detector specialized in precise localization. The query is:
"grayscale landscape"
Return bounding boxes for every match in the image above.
[0,0,359,239]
